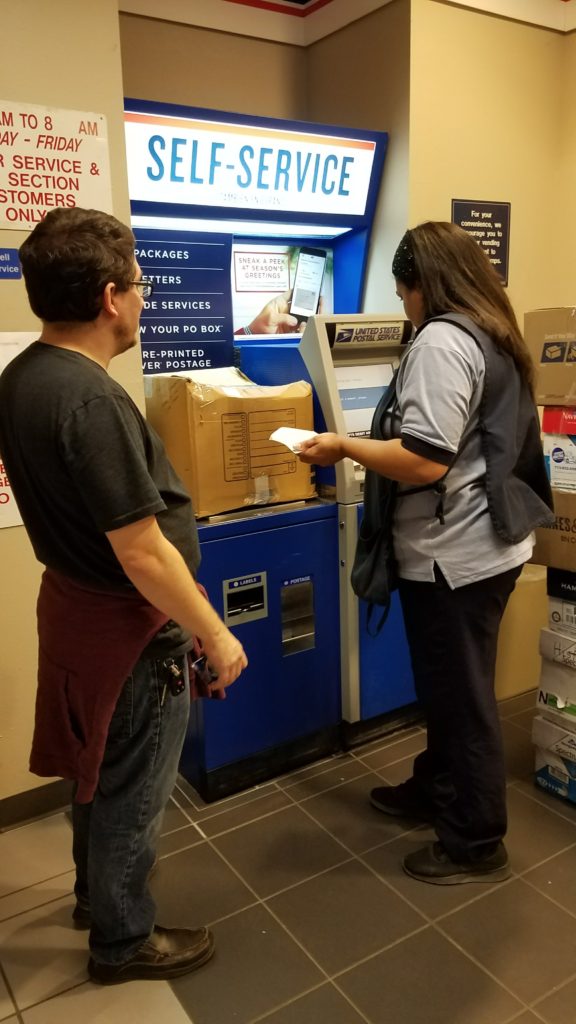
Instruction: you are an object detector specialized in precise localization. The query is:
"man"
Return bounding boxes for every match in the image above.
[0,207,247,984]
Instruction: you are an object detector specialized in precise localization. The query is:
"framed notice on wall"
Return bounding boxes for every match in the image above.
[451,200,511,286]
[0,99,112,230]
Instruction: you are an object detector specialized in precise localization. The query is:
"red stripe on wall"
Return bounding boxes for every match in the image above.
[223,0,336,17]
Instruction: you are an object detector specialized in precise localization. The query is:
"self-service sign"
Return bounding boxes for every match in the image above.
[125,109,377,218]
[0,100,112,229]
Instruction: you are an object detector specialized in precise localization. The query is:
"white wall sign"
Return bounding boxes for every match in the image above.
[125,111,376,218]
[0,101,112,230]
[0,332,38,528]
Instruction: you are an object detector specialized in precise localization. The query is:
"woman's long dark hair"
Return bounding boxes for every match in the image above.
[395,221,534,390]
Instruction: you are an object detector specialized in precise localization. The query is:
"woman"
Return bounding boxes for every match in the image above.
[298,222,553,885]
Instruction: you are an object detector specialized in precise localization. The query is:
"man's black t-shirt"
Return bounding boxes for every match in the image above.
[0,343,200,651]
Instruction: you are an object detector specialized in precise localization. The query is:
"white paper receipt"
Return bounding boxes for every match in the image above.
[269,427,318,453]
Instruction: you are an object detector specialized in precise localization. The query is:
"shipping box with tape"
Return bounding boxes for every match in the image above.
[531,488,576,572]
[494,565,547,699]
[524,307,576,406]
[145,368,316,518]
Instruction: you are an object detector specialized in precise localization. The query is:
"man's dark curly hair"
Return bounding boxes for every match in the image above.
[19,207,135,323]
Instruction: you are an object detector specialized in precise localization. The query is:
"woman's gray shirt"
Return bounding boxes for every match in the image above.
[392,320,533,588]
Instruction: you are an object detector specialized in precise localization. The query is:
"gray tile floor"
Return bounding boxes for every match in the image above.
[2,690,576,1023]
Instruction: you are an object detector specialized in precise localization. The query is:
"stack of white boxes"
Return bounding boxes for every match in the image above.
[524,310,576,805]
[534,569,576,803]
[533,408,576,803]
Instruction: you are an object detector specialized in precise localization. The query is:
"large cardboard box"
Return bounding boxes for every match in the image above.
[531,488,576,571]
[494,565,547,700]
[145,369,316,518]
[524,307,576,406]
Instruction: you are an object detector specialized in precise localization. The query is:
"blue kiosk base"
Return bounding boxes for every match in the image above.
[179,500,343,802]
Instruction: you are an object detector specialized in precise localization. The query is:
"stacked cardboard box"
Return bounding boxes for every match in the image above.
[145,368,316,519]
[525,308,576,802]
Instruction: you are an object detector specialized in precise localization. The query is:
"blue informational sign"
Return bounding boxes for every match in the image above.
[0,249,21,279]
[451,199,511,286]
[134,228,234,373]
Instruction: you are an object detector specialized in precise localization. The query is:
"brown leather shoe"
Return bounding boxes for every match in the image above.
[88,925,215,984]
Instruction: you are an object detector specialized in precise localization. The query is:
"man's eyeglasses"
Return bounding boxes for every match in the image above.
[130,278,155,299]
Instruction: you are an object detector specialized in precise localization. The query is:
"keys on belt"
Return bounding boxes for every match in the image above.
[161,657,186,697]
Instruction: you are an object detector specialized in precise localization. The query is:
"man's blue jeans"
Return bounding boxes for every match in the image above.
[71,654,190,965]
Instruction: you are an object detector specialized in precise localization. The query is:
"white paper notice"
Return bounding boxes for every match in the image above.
[269,427,317,453]
[0,332,36,528]
[0,331,37,373]
[0,100,112,230]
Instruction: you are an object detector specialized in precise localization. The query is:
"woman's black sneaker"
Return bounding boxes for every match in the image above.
[403,841,511,885]
[370,783,434,823]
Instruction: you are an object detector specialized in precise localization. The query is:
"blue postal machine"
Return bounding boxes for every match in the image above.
[239,314,417,744]
[125,98,415,798]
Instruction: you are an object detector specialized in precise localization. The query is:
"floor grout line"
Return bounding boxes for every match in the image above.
[8,691,576,1024]
[432,919,532,1015]
[529,963,576,1016]
[0,959,22,1024]
[245,979,375,1024]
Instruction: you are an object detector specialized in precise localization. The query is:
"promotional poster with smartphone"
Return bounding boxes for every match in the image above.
[289,247,327,322]
[232,243,333,336]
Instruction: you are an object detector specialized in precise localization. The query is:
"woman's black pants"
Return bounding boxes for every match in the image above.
[398,563,523,863]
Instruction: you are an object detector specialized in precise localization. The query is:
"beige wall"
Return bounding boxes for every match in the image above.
[307,0,411,313]
[409,0,566,321]
[120,4,410,314]
[0,0,141,801]
[120,15,308,118]
[560,30,576,302]
[2,1,574,803]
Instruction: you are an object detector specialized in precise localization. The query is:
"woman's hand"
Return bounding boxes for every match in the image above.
[297,432,345,466]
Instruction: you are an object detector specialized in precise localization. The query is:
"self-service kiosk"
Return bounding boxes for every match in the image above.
[238,314,418,739]
[123,99,408,796]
